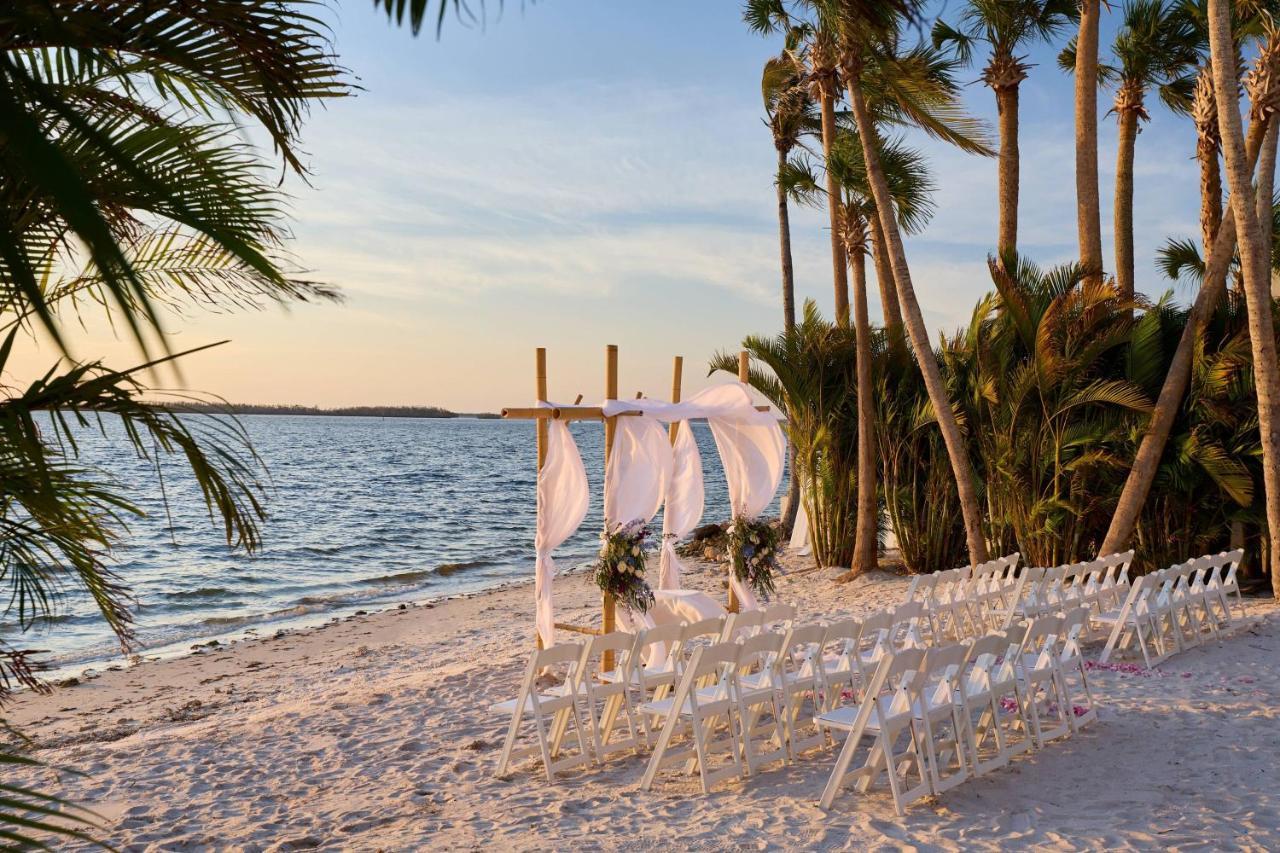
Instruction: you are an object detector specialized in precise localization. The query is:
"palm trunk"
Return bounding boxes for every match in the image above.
[1194,68,1223,254]
[1074,0,1104,282]
[1257,117,1278,294]
[845,72,989,566]
[819,88,850,327]
[869,213,903,332]
[775,147,802,535]
[1114,95,1141,302]
[851,243,877,574]
[1208,0,1280,596]
[1099,116,1270,556]
[776,147,797,333]
[995,84,1020,258]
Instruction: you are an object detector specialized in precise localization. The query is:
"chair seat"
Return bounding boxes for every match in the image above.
[639,687,732,718]
[490,685,577,716]
[817,703,908,734]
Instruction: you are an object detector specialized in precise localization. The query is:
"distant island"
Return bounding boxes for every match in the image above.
[171,402,501,419]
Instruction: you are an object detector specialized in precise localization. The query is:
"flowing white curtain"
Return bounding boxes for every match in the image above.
[789,485,812,556]
[534,418,589,648]
[602,383,787,610]
[659,422,703,590]
[603,416,671,529]
[707,394,785,611]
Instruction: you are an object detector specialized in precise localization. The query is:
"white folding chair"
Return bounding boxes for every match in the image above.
[608,622,683,743]
[493,642,591,782]
[775,623,828,758]
[818,618,863,711]
[957,633,1014,775]
[817,649,931,815]
[915,644,971,795]
[639,641,743,793]
[575,631,645,763]
[732,630,789,775]
[1016,615,1071,748]
[854,611,894,686]
[1096,574,1163,667]
[1057,608,1098,731]
[1214,548,1246,621]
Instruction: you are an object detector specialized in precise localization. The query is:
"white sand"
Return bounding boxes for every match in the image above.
[7,556,1280,851]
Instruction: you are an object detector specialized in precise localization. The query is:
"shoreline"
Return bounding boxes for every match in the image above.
[7,556,1280,849]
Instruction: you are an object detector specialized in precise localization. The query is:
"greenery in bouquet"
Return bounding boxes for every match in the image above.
[727,516,781,599]
[593,519,656,614]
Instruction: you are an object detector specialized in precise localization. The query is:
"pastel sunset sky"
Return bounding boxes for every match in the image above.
[13,1,1203,411]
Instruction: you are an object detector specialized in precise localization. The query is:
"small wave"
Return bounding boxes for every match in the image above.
[360,569,434,586]
[436,559,496,577]
[163,587,231,600]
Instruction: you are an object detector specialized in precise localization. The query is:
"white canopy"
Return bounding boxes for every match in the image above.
[532,382,787,638]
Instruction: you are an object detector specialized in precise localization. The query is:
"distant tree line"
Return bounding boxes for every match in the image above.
[169,402,501,419]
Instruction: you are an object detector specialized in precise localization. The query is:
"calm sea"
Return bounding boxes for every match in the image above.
[9,416,784,670]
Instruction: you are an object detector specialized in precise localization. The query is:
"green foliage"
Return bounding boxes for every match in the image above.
[724,255,1267,577]
[727,516,782,599]
[593,520,656,615]
[0,2,351,846]
[713,302,863,568]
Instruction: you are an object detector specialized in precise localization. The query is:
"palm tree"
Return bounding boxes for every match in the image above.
[1206,0,1280,592]
[1074,0,1106,284]
[1098,8,1279,560]
[829,131,936,573]
[811,27,853,327]
[832,0,996,565]
[761,50,818,333]
[1,1,348,843]
[932,0,1078,258]
[1100,0,1199,301]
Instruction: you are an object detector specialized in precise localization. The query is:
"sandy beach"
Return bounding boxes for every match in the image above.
[7,556,1280,851]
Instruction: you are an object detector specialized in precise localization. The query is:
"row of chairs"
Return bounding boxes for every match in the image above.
[492,601,926,785]
[1096,549,1244,667]
[818,609,1096,814]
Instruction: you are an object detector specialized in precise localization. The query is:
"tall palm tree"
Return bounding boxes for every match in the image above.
[831,0,996,565]
[761,48,820,333]
[1093,0,1199,301]
[932,0,1078,258]
[1074,0,1106,284]
[811,27,853,327]
[829,131,936,574]
[1207,0,1280,592]
[1098,4,1277,560]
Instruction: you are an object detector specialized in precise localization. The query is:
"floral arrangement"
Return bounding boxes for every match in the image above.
[727,515,781,600]
[593,518,655,614]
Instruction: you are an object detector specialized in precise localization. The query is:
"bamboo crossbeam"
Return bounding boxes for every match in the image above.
[501,407,643,421]
[553,622,602,636]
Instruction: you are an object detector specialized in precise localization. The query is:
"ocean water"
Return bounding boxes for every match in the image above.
[7,415,784,670]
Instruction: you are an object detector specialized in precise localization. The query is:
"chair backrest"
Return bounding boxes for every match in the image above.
[762,601,797,629]
[1220,548,1244,586]
[736,629,785,676]
[522,641,585,709]
[964,633,1006,678]
[919,643,969,705]
[906,572,938,604]
[1022,614,1063,669]
[683,616,727,644]
[633,622,683,673]
[892,601,929,648]
[681,641,740,705]
[877,648,928,719]
[721,609,765,642]
[822,618,862,656]
[780,623,826,679]
[578,631,635,683]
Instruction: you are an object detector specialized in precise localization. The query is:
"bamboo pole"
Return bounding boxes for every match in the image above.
[535,348,548,650]
[727,351,750,614]
[603,345,619,669]
[669,356,683,444]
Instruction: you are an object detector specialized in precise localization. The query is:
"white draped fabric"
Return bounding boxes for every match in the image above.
[603,416,672,530]
[603,383,786,609]
[789,486,811,556]
[534,417,589,648]
[659,423,703,590]
[529,381,785,645]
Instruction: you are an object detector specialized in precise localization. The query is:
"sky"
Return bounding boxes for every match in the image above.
[12,1,1208,411]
